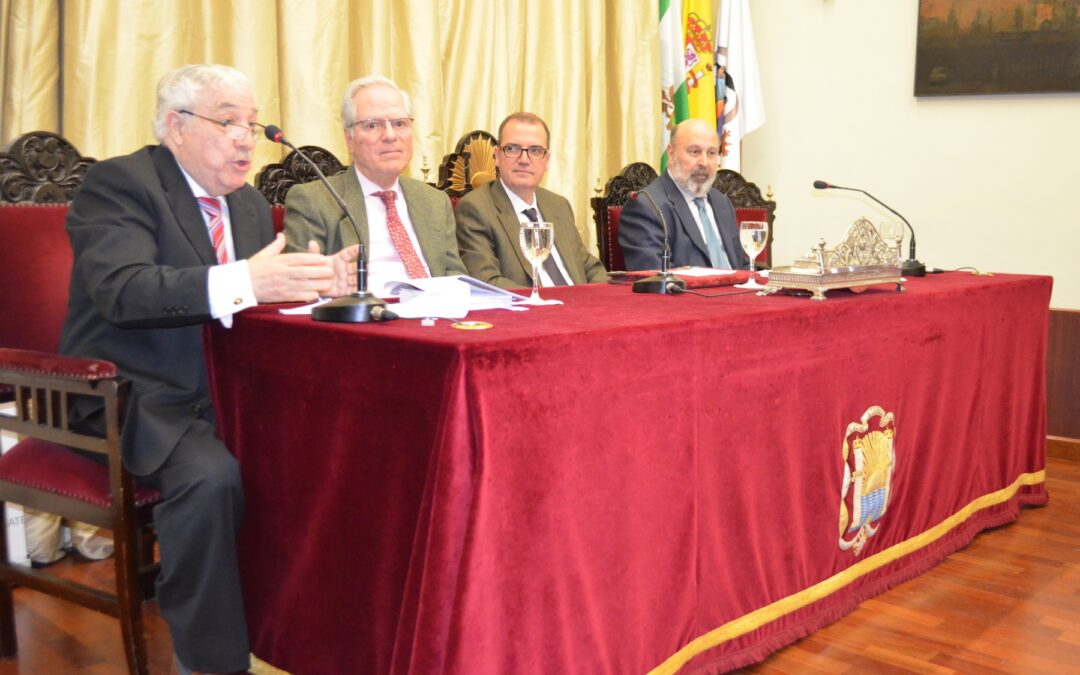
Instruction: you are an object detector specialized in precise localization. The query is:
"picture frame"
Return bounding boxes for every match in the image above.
[915,1,1080,96]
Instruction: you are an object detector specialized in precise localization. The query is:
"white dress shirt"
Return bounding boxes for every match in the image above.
[669,172,722,257]
[502,180,574,286]
[177,162,256,328]
[356,167,432,296]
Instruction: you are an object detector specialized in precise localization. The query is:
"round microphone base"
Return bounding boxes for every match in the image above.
[901,259,927,278]
[632,273,687,295]
[312,292,396,323]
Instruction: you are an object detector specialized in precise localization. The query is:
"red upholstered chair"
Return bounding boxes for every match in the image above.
[0,350,161,675]
[0,132,161,675]
[0,204,73,354]
[271,205,285,233]
[591,162,658,271]
[254,144,348,206]
[714,169,776,269]
[591,164,777,271]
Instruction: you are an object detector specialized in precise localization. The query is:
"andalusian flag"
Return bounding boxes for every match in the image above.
[660,1,764,172]
[660,0,719,170]
[714,0,765,171]
[659,0,687,171]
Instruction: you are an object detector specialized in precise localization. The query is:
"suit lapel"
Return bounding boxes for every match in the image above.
[661,173,709,259]
[150,145,218,266]
[535,188,582,284]
[337,169,370,251]
[226,192,263,260]
[399,178,438,274]
[490,182,533,279]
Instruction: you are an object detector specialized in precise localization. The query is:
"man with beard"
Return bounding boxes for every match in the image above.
[618,118,747,271]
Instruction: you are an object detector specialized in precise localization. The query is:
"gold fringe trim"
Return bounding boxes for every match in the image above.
[649,470,1046,675]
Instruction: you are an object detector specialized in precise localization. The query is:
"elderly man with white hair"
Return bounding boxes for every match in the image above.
[60,63,353,674]
[284,75,466,295]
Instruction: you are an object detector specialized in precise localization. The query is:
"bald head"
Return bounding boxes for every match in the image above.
[667,119,720,198]
[669,118,716,148]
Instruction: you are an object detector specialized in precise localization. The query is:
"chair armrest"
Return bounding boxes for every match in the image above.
[0,348,117,381]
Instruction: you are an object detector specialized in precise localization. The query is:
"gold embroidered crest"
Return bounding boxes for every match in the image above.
[839,406,896,555]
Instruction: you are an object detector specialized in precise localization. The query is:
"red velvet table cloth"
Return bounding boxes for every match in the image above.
[205,272,1051,674]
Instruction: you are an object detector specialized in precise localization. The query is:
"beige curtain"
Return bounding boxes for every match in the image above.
[0,0,659,252]
[1,0,60,138]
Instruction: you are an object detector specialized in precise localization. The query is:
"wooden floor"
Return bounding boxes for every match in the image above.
[0,458,1077,675]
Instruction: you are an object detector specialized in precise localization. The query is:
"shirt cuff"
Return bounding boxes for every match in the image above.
[208,260,257,325]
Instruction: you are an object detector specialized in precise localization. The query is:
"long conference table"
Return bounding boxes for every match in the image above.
[205,272,1051,674]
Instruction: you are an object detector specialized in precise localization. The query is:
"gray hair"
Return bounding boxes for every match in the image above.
[340,75,413,128]
[153,64,253,141]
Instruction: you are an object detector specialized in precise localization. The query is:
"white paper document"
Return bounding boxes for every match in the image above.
[278,276,529,318]
[279,298,331,315]
[385,276,528,319]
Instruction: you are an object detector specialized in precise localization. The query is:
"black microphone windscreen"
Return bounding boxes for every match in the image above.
[812,180,830,190]
[264,125,283,143]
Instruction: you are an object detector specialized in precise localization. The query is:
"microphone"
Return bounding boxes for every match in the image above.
[813,180,926,277]
[628,190,686,295]
[263,125,395,321]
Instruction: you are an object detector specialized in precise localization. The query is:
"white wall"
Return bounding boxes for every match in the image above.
[743,2,1080,309]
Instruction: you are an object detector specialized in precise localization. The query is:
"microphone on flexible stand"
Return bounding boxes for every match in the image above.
[629,191,687,294]
[263,125,396,321]
[813,180,926,277]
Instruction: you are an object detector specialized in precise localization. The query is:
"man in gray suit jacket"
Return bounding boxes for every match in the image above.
[284,76,465,295]
[619,119,748,271]
[455,112,608,290]
[60,65,352,675]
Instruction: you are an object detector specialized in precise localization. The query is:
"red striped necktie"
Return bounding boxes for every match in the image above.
[197,196,229,264]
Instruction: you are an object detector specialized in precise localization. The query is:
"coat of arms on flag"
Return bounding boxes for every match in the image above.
[838,406,897,555]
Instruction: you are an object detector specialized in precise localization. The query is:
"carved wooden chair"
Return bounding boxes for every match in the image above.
[0,131,96,204]
[713,169,776,269]
[433,130,499,205]
[591,163,777,271]
[0,350,162,675]
[254,145,347,232]
[0,132,160,675]
[590,162,658,271]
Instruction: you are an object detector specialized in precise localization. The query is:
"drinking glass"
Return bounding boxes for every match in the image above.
[735,220,769,290]
[879,222,903,266]
[518,222,560,305]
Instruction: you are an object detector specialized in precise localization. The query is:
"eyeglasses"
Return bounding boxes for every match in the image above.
[500,144,548,160]
[179,110,263,141]
[348,118,415,135]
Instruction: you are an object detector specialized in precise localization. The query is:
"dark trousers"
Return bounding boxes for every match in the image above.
[137,414,250,673]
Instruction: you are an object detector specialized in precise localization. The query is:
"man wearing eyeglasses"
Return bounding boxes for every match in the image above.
[454,112,608,290]
[283,76,465,294]
[60,64,353,675]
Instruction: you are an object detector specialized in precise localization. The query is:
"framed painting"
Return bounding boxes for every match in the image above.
[915,0,1080,96]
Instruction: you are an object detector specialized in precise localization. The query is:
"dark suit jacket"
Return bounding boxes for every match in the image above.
[454,181,608,290]
[59,144,274,476]
[618,172,748,271]
[282,168,466,277]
